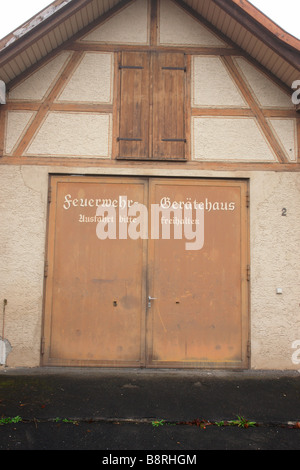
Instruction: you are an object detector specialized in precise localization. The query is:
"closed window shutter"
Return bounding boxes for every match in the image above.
[117,52,187,160]
[153,52,186,160]
[118,52,150,159]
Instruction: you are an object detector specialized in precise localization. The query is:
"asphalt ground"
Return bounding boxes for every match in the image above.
[0,367,300,453]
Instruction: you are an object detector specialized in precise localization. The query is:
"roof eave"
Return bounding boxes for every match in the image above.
[211,0,300,71]
[0,0,92,61]
[0,0,299,86]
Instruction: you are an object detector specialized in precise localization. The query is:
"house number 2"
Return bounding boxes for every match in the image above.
[282,208,287,217]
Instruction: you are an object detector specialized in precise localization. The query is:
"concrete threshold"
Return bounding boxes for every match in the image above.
[0,366,299,378]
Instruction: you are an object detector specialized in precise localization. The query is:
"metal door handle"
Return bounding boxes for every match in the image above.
[148,296,157,308]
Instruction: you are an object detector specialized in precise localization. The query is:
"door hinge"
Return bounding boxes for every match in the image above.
[48,186,52,204]
[247,265,250,282]
[41,337,45,355]
[44,261,49,278]
[247,340,251,359]
[246,191,250,208]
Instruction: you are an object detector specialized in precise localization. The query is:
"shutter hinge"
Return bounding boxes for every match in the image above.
[117,137,142,141]
[119,65,143,69]
[44,261,49,278]
[247,265,250,282]
[41,337,45,355]
[162,66,186,72]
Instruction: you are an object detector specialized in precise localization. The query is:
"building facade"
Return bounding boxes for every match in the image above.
[0,0,299,369]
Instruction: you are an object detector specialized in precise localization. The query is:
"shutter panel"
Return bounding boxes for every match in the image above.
[153,53,186,160]
[118,52,150,159]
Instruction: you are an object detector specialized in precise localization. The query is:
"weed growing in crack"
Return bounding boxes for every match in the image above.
[0,416,22,425]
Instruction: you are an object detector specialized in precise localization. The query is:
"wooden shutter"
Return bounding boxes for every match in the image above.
[152,52,187,160]
[118,52,150,159]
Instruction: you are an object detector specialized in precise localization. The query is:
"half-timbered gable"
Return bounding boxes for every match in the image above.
[1,0,298,165]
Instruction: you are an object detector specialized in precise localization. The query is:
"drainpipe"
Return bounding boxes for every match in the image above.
[0,300,8,365]
[0,85,8,365]
[0,83,8,364]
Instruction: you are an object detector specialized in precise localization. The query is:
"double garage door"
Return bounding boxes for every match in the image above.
[43,176,249,368]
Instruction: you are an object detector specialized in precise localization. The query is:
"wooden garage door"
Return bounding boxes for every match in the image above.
[43,177,148,366]
[146,179,249,368]
[42,176,249,368]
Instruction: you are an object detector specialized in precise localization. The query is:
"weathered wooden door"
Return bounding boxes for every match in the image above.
[43,176,148,366]
[146,179,249,368]
[43,176,249,368]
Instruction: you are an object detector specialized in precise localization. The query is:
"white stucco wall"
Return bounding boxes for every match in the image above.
[80,0,150,45]
[192,56,248,108]
[56,52,114,104]
[25,112,112,158]
[0,165,299,369]
[5,111,37,155]
[8,52,71,102]
[159,0,226,46]
[192,116,276,162]
[249,172,300,369]
[0,165,48,366]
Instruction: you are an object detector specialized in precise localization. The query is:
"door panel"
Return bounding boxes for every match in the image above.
[43,177,147,366]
